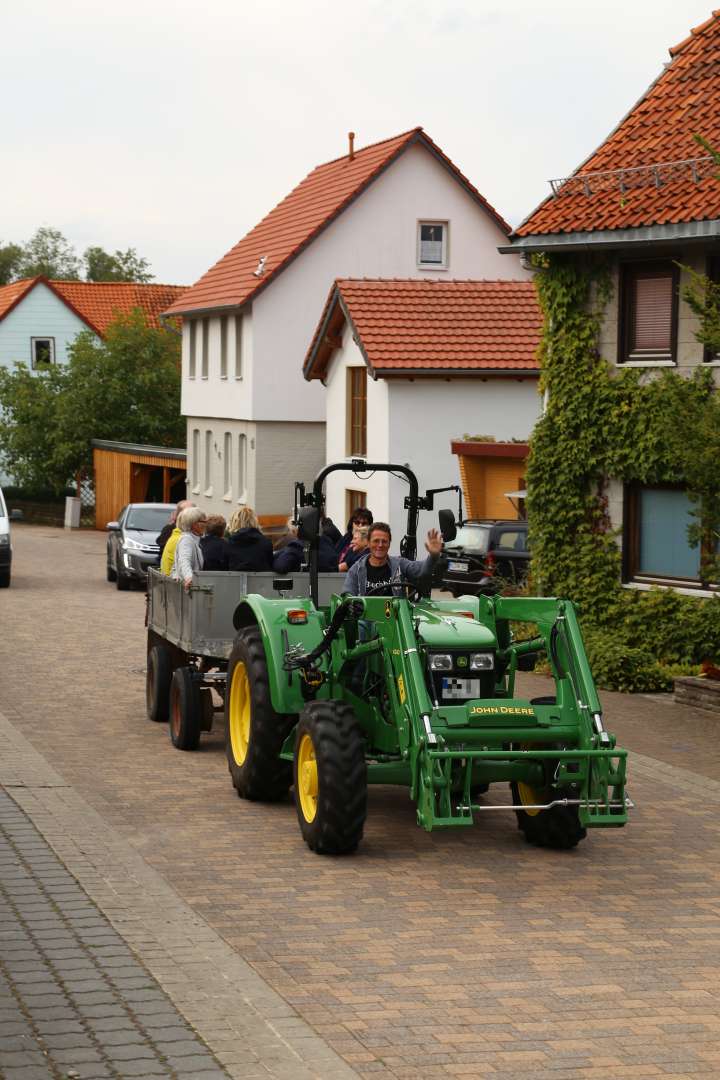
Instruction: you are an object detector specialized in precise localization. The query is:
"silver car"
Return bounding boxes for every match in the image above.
[106,503,175,590]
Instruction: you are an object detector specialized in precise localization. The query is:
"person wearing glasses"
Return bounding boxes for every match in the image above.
[342,521,443,597]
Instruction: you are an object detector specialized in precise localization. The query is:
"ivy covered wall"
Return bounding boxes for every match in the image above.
[526,252,720,690]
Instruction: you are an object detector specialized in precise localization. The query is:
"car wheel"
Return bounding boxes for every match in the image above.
[116,555,131,591]
[106,560,117,582]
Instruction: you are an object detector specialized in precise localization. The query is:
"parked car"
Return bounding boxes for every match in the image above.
[106,503,175,590]
[439,519,530,597]
[0,487,23,588]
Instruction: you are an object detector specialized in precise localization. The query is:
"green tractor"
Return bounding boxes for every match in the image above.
[225,461,630,854]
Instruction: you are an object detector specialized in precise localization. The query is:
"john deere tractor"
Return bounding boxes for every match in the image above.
[225,462,629,854]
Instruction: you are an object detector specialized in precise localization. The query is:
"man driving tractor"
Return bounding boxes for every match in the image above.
[342,521,444,596]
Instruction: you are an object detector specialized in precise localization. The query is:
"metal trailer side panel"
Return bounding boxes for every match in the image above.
[147,569,346,660]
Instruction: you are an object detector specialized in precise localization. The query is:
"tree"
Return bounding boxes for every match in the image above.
[16,226,81,280]
[84,245,154,283]
[0,242,23,285]
[0,310,183,492]
[52,310,184,479]
[0,363,67,491]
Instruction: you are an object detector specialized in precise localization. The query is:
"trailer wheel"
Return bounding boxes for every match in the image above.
[169,667,202,751]
[146,643,173,723]
[511,747,586,850]
[293,701,367,855]
[225,627,293,801]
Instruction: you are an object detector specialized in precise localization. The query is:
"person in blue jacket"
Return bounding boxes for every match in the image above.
[273,518,338,573]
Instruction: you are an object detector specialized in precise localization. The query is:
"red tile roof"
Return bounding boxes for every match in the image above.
[304,279,541,379]
[517,11,720,237]
[0,277,186,336]
[164,128,510,317]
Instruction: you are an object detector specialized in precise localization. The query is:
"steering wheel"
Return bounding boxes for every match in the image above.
[398,578,426,603]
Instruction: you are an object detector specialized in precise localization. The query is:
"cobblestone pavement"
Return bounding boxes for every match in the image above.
[0,790,228,1080]
[1,524,720,1079]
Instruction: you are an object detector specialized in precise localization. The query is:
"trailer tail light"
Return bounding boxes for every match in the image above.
[287,610,308,624]
[484,552,496,575]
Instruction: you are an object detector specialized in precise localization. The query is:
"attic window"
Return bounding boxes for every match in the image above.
[31,337,55,369]
[418,222,448,269]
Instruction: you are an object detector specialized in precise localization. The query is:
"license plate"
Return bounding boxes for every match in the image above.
[447,560,469,572]
[441,677,482,700]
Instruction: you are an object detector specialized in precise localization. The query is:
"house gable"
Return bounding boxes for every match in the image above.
[164,128,511,318]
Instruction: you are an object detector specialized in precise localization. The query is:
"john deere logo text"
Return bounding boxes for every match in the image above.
[470,705,535,717]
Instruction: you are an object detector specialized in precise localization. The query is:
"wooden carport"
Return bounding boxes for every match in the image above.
[92,440,187,529]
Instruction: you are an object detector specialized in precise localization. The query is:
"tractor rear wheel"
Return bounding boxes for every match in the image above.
[293,701,367,855]
[225,627,293,801]
[511,746,586,850]
[146,643,173,723]
[169,666,202,751]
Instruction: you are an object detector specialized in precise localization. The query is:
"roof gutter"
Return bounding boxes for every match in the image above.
[499,218,720,255]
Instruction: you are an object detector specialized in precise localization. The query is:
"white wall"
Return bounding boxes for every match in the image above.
[252,143,528,423]
[0,283,94,373]
[183,141,528,428]
[185,416,257,518]
[181,307,254,420]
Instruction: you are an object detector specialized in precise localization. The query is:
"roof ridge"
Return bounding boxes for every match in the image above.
[668,9,720,56]
[314,127,422,169]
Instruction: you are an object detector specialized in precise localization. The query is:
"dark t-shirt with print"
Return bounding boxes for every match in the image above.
[365,560,393,597]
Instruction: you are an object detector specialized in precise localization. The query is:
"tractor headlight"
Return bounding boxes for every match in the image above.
[429,654,453,671]
[470,652,494,671]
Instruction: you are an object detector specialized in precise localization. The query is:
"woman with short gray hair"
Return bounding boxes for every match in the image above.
[172,507,207,590]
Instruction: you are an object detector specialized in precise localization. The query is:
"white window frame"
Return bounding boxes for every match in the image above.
[220,317,228,379]
[31,337,55,369]
[237,433,247,503]
[417,220,448,270]
[188,322,197,378]
[204,429,213,495]
[223,431,232,501]
[191,428,200,493]
[234,315,243,380]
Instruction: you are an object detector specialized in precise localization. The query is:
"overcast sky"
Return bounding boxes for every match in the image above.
[3,1,712,285]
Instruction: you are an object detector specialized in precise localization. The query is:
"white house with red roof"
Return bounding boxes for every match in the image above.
[503,11,720,590]
[304,278,542,539]
[0,276,186,484]
[163,128,530,524]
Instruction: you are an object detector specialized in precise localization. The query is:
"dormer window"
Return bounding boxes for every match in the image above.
[418,222,448,269]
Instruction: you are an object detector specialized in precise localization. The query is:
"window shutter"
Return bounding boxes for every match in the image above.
[632,273,673,352]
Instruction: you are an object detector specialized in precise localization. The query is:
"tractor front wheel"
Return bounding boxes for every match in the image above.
[511,760,586,850]
[225,627,293,801]
[293,701,367,855]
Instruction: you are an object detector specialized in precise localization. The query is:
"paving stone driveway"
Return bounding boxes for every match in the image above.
[2,524,720,1078]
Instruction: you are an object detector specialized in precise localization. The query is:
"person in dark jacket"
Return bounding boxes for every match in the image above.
[336,507,373,565]
[226,507,273,571]
[273,518,338,573]
[199,515,229,571]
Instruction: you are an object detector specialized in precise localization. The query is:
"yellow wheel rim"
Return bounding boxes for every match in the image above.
[517,780,541,817]
[229,662,251,766]
[297,733,318,823]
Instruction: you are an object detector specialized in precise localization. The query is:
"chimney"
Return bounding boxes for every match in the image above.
[348,131,355,161]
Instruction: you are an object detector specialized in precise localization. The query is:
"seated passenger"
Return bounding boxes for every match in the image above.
[273,516,338,574]
[159,499,195,575]
[338,522,369,572]
[336,507,373,565]
[171,507,207,591]
[226,507,274,571]
[199,514,229,571]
